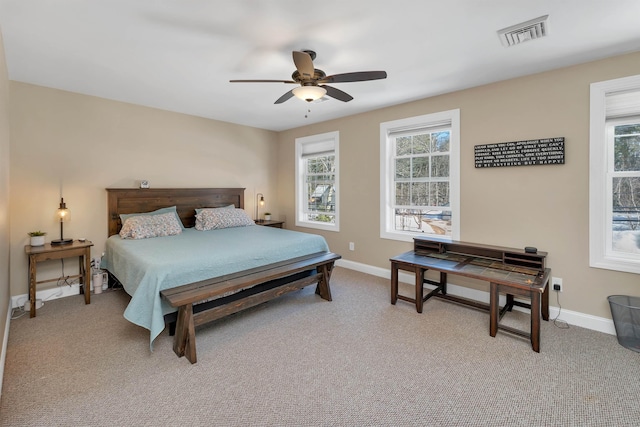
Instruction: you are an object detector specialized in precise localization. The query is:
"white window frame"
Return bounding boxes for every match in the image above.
[295,131,340,232]
[590,74,640,274]
[380,109,460,243]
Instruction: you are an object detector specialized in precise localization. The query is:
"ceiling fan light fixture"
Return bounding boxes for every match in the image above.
[293,86,327,102]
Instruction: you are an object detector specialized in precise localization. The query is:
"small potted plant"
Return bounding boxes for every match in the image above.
[264,212,272,221]
[28,231,46,246]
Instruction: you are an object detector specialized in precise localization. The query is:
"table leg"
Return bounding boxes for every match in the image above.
[28,255,36,318]
[541,280,549,321]
[415,267,424,313]
[82,250,91,304]
[440,271,447,295]
[506,294,514,311]
[489,282,499,337]
[531,291,541,352]
[390,262,398,305]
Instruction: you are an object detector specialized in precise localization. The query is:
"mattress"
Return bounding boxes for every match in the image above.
[103,225,330,346]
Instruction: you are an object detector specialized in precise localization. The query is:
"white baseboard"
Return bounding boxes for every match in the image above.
[335,258,616,336]
[10,283,81,309]
[0,301,11,397]
[8,260,617,336]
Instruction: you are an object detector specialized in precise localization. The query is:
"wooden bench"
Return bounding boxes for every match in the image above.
[160,251,341,364]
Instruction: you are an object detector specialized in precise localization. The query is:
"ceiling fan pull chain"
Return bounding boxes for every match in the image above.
[305,107,311,119]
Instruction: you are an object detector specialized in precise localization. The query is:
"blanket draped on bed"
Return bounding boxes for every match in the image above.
[103,225,330,347]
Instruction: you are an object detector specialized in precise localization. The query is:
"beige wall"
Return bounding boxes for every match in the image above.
[277,51,640,320]
[0,27,11,370]
[5,48,640,323]
[8,83,278,297]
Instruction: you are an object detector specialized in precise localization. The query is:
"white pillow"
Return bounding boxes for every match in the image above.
[119,212,183,239]
[120,206,185,230]
[194,205,235,215]
[195,208,255,231]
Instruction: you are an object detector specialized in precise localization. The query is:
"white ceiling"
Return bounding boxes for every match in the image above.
[1,0,640,132]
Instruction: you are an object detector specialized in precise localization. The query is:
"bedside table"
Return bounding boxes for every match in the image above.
[255,220,285,228]
[24,240,93,318]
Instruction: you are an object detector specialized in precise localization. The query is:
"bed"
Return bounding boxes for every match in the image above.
[103,188,340,362]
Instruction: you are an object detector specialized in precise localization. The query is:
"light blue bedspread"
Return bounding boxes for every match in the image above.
[103,225,329,347]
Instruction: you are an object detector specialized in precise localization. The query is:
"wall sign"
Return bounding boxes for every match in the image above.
[474,137,565,168]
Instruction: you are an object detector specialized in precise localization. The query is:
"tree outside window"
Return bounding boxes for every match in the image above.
[380,109,460,242]
[305,154,336,223]
[589,75,640,274]
[393,130,452,236]
[611,121,640,252]
[295,131,339,232]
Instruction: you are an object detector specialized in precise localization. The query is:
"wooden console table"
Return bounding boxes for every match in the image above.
[390,237,551,352]
[25,240,93,318]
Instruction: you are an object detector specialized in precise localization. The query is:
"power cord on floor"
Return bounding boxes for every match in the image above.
[10,305,28,320]
[12,259,83,319]
[11,296,36,319]
[552,290,570,329]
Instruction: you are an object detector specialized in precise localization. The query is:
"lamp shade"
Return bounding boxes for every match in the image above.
[56,200,71,222]
[292,86,327,102]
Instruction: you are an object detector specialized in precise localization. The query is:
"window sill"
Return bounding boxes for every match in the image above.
[295,221,339,232]
[381,230,452,243]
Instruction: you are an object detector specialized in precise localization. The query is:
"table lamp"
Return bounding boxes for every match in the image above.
[255,193,265,221]
[51,197,72,245]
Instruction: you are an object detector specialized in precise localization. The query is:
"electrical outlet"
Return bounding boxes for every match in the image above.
[349,242,355,251]
[552,277,563,292]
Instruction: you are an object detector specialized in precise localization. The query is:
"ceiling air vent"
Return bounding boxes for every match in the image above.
[498,15,549,47]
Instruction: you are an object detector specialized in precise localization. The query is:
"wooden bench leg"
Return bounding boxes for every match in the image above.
[315,262,334,301]
[174,303,197,364]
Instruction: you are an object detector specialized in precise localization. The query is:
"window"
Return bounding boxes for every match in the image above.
[380,110,460,242]
[590,75,640,274]
[295,131,339,231]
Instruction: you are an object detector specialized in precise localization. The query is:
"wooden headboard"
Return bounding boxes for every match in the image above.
[106,188,245,236]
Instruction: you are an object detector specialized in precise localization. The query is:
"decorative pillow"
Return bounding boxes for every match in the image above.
[194,204,235,215]
[120,206,185,230]
[195,208,255,231]
[119,212,183,239]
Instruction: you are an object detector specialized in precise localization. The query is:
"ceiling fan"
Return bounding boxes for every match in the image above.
[230,50,387,104]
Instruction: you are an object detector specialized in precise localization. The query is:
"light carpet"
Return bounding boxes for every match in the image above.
[1,267,638,426]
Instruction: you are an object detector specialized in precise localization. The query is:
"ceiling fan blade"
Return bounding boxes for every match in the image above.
[292,51,315,80]
[274,90,295,104]
[322,85,353,102]
[319,71,387,84]
[230,79,296,83]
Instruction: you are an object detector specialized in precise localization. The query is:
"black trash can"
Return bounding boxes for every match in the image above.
[608,295,640,353]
